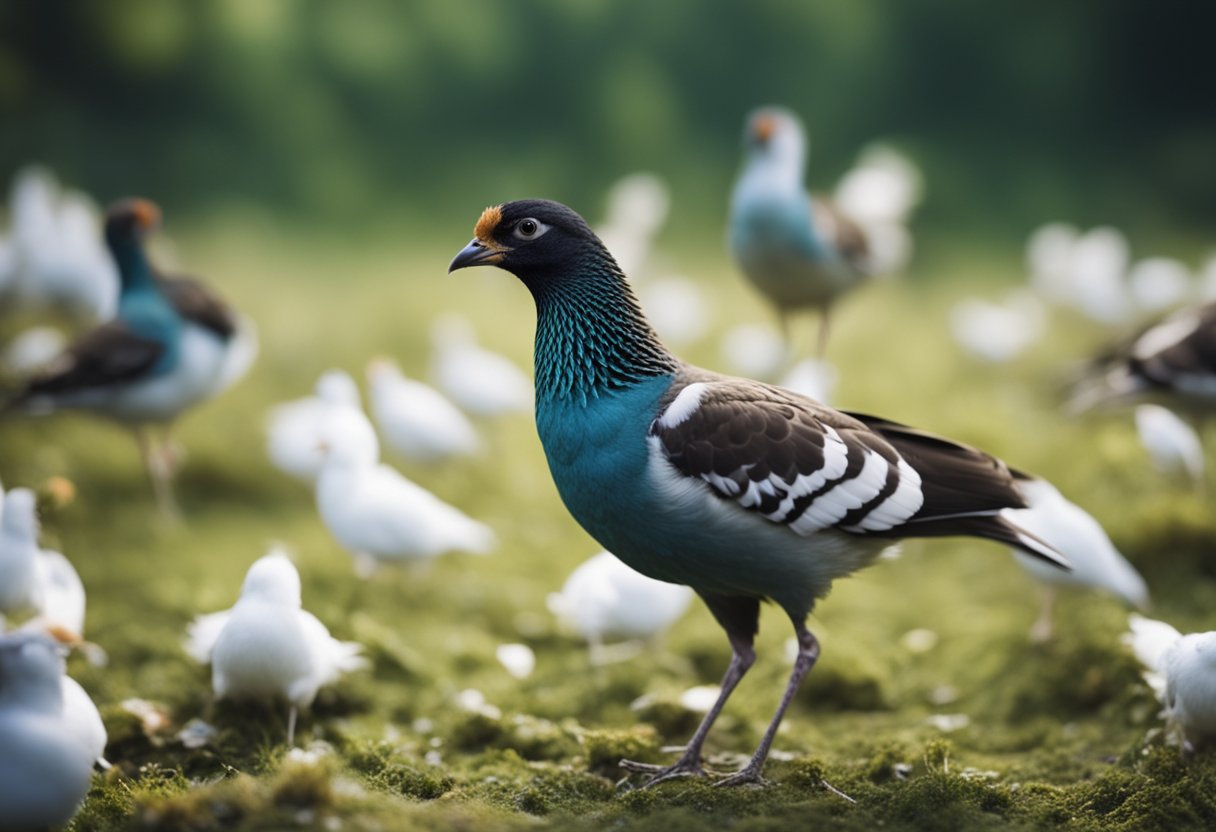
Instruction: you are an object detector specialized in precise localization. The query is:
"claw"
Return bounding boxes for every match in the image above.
[620,756,706,787]
[712,765,769,788]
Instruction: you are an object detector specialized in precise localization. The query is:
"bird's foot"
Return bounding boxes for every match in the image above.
[620,756,707,787]
[712,762,770,789]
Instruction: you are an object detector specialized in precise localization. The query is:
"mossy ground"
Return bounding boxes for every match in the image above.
[2,220,1214,831]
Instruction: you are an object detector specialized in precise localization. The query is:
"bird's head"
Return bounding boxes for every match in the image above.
[104,197,162,247]
[240,548,302,607]
[448,199,616,285]
[0,487,39,538]
[0,632,65,696]
[743,106,807,167]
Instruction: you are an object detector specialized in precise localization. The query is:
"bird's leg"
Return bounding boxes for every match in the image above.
[715,619,820,788]
[621,630,756,786]
[286,705,298,747]
[1029,587,1057,644]
[135,427,181,520]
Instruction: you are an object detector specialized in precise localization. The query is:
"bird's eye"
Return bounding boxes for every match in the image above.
[514,218,548,240]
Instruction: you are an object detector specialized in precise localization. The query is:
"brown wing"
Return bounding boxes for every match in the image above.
[12,322,164,398]
[810,195,870,272]
[157,275,237,338]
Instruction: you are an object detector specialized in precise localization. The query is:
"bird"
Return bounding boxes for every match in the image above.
[2,198,257,516]
[266,369,371,483]
[0,487,87,640]
[314,403,496,576]
[185,548,367,745]
[547,550,693,664]
[4,166,119,324]
[1134,404,1205,485]
[1069,300,1216,415]
[729,107,919,357]
[449,199,1069,787]
[366,357,481,464]
[1002,476,1148,642]
[1124,614,1216,752]
[429,314,533,417]
[0,631,97,831]
[949,290,1046,364]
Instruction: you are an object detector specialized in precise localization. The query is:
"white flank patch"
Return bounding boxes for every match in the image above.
[851,457,924,531]
[659,382,709,428]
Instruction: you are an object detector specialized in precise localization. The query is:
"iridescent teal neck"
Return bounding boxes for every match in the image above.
[109,235,158,295]
[529,255,678,404]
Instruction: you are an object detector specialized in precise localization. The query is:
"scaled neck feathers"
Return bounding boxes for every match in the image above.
[109,236,158,295]
[528,250,678,404]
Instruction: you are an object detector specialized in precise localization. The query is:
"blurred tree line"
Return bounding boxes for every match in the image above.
[0,0,1212,252]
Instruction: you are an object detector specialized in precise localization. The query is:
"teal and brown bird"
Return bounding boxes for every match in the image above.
[450,199,1068,787]
[729,106,921,357]
[2,199,257,515]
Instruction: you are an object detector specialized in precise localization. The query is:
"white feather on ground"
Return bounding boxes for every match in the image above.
[366,357,481,464]
[1134,404,1205,485]
[186,548,367,744]
[429,315,532,418]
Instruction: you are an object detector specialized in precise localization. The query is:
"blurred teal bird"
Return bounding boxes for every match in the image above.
[450,199,1068,787]
[729,106,917,357]
[2,199,257,516]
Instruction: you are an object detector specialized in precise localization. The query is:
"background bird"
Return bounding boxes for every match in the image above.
[1125,614,1216,752]
[429,314,532,418]
[1,199,256,516]
[547,550,693,664]
[450,199,1069,787]
[185,548,367,745]
[314,404,496,576]
[0,487,87,640]
[366,357,481,464]
[266,369,370,483]
[0,631,97,831]
[729,106,920,357]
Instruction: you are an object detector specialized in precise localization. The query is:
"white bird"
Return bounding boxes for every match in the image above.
[6,166,119,324]
[778,357,838,404]
[832,143,924,275]
[315,407,496,575]
[594,172,671,281]
[1005,478,1148,642]
[429,315,532,417]
[266,369,372,482]
[637,276,714,347]
[719,323,788,380]
[186,549,367,745]
[2,325,69,376]
[0,488,87,640]
[949,289,1046,364]
[1135,404,1205,485]
[1026,222,1080,303]
[547,551,693,663]
[1128,257,1193,314]
[1125,614,1216,752]
[0,632,96,831]
[366,358,481,464]
[1066,226,1133,324]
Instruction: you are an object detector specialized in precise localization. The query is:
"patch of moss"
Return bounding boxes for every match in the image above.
[581,725,661,777]
[347,740,454,800]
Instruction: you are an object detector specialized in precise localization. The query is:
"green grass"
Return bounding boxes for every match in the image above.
[2,220,1214,831]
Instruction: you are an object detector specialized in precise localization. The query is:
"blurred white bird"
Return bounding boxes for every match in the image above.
[366,358,481,464]
[1125,614,1216,752]
[2,326,69,376]
[719,323,788,380]
[833,143,924,276]
[266,369,373,482]
[1134,404,1205,485]
[949,289,1046,364]
[778,357,838,404]
[429,315,532,417]
[637,276,713,346]
[1004,477,1148,642]
[1026,222,1081,303]
[1128,258,1193,314]
[5,166,119,324]
[0,488,87,640]
[315,406,496,575]
[0,632,97,830]
[594,172,671,281]
[1067,227,1133,324]
[186,548,367,745]
[547,551,693,664]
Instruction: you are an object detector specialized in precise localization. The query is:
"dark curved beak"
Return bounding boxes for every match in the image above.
[449,239,505,272]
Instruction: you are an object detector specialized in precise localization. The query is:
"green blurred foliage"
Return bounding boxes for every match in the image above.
[0,0,1212,247]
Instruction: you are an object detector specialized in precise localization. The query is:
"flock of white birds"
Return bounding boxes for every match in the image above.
[0,156,1214,829]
